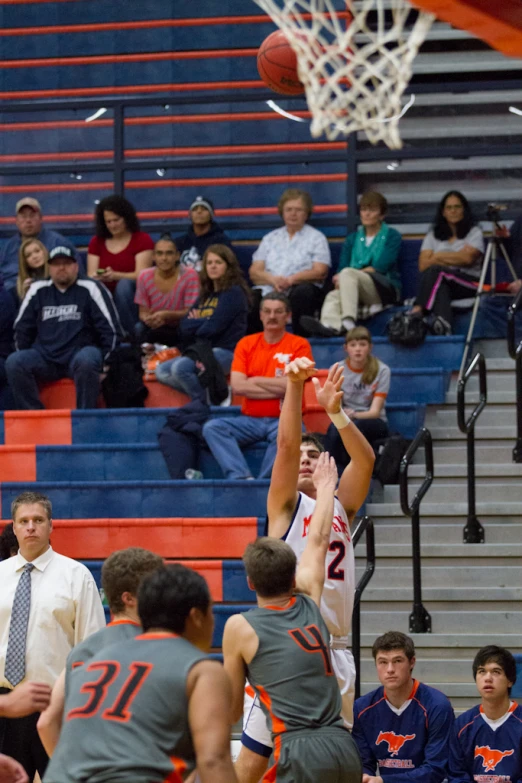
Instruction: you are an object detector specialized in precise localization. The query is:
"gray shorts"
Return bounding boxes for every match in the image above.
[267,726,362,783]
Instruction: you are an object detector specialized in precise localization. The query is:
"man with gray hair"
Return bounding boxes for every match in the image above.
[0,491,105,781]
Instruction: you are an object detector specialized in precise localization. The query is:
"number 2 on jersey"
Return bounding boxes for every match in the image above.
[67,661,153,723]
[327,540,345,581]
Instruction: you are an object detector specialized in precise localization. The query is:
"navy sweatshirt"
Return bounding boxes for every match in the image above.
[14,279,120,365]
[174,221,233,272]
[179,285,248,352]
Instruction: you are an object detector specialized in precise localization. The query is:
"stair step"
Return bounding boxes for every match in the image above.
[365,523,522,544]
[408,463,522,478]
[413,444,514,464]
[355,543,522,557]
[367,500,522,516]
[355,611,522,634]
[381,482,522,503]
[429,425,516,440]
[355,565,521,588]
[360,586,522,601]
[356,632,522,649]
[448,370,515,394]
[426,403,518,427]
[445,390,516,404]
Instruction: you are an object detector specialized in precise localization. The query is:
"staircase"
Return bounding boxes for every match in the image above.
[363,340,522,712]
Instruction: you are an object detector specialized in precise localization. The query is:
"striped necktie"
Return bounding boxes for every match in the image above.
[5,563,35,687]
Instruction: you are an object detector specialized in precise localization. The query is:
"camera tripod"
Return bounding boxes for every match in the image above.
[459,227,518,380]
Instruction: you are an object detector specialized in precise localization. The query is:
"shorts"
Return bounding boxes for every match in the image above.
[241,649,356,755]
[266,726,362,783]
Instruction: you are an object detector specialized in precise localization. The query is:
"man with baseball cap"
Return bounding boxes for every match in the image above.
[0,198,78,291]
[5,246,120,409]
[174,195,233,272]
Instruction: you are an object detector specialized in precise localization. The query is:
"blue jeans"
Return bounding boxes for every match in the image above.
[113,278,138,336]
[202,415,280,479]
[5,346,103,410]
[155,347,233,402]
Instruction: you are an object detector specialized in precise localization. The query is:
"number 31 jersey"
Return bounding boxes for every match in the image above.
[284,491,355,638]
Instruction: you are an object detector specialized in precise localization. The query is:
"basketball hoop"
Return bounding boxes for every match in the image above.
[252,0,435,149]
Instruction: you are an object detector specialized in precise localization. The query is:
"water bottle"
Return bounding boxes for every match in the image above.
[185,469,203,480]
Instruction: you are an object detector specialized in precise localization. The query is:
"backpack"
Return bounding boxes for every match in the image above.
[102,344,149,408]
[373,434,410,484]
[386,312,427,346]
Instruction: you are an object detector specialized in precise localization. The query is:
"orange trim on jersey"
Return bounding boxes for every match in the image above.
[374,392,388,398]
[346,360,364,373]
[480,701,518,715]
[410,681,430,730]
[107,619,140,627]
[263,597,296,612]
[254,684,286,735]
[134,632,179,640]
[163,755,187,783]
[245,684,255,699]
[263,733,282,783]
[356,694,387,721]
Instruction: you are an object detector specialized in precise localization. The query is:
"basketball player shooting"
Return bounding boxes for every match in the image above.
[223,453,362,783]
[235,357,375,782]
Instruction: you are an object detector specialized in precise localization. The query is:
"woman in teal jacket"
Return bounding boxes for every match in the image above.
[301,191,402,337]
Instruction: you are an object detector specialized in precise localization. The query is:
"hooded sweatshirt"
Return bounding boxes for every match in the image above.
[174,221,233,272]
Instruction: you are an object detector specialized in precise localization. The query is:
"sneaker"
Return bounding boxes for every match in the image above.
[299,316,343,338]
[426,314,452,336]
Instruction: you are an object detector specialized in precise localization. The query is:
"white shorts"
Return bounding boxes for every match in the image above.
[241,648,356,755]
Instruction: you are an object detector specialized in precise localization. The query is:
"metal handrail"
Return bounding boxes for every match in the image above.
[399,428,433,633]
[351,515,376,700]
[507,287,522,463]
[457,352,487,542]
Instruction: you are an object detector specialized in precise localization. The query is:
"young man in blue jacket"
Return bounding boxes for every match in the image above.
[6,246,120,409]
[352,631,454,783]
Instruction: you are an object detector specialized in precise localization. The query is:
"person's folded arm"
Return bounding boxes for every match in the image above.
[350,395,386,420]
[419,249,436,272]
[230,371,279,399]
[431,246,482,267]
[252,376,287,397]
[286,262,329,286]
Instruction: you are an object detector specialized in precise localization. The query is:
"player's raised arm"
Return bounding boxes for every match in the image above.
[187,659,238,783]
[267,356,316,538]
[295,452,338,606]
[312,363,375,524]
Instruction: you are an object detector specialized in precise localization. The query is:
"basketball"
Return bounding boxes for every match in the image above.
[257,30,305,96]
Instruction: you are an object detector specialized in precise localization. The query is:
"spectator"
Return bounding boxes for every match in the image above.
[155,244,249,402]
[0,524,18,560]
[301,191,402,337]
[0,490,105,781]
[0,198,77,292]
[0,277,17,409]
[249,188,331,335]
[411,190,485,334]
[324,327,390,474]
[352,631,454,783]
[201,292,313,479]
[174,195,233,272]
[449,645,521,783]
[6,246,120,410]
[16,238,49,302]
[134,234,200,346]
[87,195,154,334]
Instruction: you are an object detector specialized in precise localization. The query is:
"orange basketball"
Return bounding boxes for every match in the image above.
[257,30,305,96]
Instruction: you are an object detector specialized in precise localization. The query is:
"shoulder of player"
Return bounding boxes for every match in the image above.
[354,686,386,718]
[416,681,454,710]
[453,704,481,737]
[223,612,254,643]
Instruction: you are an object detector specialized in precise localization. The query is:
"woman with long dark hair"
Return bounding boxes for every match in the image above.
[87,195,154,334]
[411,190,484,333]
[155,244,250,402]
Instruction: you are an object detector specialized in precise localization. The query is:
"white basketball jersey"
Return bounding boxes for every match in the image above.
[284,492,355,638]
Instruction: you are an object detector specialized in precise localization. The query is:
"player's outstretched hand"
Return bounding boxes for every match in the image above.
[3,682,52,718]
[284,356,316,383]
[311,362,344,413]
[0,754,28,783]
[312,452,338,493]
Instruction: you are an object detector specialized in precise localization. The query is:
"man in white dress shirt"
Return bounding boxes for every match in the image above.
[0,490,105,781]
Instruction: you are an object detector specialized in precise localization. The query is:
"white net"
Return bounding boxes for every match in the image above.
[252,0,435,149]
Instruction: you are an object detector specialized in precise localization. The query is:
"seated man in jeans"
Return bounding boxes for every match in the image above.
[202,292,313,479]
[6,246,120,409]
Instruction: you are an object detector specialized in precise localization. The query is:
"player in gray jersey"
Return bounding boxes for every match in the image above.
[223,453,362,783]
[37,547,163,757]
[44,563,237,783]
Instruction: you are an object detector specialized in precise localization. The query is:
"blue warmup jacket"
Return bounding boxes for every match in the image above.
[352,679,454,783]
[14,279,120,365]
[449,702,522,783]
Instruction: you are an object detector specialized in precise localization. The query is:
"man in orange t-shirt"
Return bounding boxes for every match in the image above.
[202,292,313,479]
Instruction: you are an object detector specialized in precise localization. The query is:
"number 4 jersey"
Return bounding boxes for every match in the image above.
[284,491,355,639]
[44,632,206,783]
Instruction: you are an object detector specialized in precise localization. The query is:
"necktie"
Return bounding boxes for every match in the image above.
[5,563,35,687]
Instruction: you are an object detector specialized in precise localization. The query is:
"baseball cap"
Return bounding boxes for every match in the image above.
[16,197,42,214]
[189,196,214,218]
[49,246,76,263]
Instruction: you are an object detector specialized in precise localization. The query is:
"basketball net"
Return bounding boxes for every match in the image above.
[252,0,435,148]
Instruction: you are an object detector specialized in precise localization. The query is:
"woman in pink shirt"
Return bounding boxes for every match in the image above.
[135,234,200,346]
[87,195,154,334]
